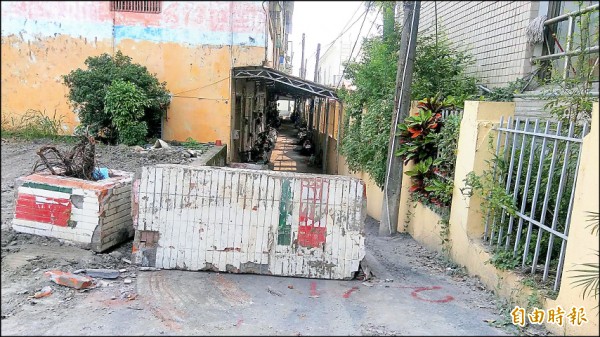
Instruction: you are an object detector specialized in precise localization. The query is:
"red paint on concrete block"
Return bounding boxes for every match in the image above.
[44,270,94,289]
[298,225,326,248]
[15,193,71,227]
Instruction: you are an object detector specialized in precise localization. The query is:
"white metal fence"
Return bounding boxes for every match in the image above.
[486,116,590,291]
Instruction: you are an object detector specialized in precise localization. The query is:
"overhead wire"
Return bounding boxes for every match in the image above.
[335,1,373,88]
[317,2,370,61]
[171,76,231,96]
[343,4,382,77]
[304,1,370,66]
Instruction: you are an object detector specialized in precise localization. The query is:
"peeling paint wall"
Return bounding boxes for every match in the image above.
[1,1,268,148]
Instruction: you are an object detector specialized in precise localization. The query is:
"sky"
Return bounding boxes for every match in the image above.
[288,1,382,81]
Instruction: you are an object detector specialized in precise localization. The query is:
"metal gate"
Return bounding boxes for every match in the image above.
[132,164,366,279]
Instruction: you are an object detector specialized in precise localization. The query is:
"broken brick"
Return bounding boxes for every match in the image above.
[44,270,94,289]
[33,286,53,298]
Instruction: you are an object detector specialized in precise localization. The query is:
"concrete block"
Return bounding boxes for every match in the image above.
[12,169,134,252]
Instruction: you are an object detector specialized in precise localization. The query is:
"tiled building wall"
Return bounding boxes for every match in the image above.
[414,1,540,88]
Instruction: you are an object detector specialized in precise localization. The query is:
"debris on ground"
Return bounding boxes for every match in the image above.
[81,269,120,279]
[32,286,53,299]
[267,287,283,297]
[152,139,171,149]
[123,278,132,284]
[44,270,94,289]
[122,258,132,264]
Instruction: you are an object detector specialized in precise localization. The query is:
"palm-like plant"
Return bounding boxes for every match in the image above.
[569,211,599,314]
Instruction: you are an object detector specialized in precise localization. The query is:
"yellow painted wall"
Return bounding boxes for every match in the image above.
[544,103,599,336]
[117,41,264,147]
[1,35,112,133]
[1,1,268,151]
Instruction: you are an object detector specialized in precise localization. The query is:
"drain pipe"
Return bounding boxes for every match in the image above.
[262,1,270,65]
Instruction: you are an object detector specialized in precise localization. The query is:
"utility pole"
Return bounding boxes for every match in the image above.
[379,1,421,236]
[303,59,308,79]
[313,43,321,82]
[300,33,306,78]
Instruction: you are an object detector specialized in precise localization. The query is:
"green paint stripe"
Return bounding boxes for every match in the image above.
[22,182,72,194]
[277,179,293,246]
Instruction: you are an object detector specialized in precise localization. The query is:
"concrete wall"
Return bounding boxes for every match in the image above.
[1,1,267,149]
[416,1,539,88]
[544,103,599,336]
[132,164,366,279]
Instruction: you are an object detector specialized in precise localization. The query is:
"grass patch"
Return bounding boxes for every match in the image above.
[1,109,66,140]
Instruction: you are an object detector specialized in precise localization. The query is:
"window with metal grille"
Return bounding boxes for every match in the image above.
[110,1,161,13]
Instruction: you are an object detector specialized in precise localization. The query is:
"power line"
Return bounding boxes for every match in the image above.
[305,2,369,65]
[337,4,410,89]
[318,2,368,59]
[348,5,382,68]
[336,1,372,88]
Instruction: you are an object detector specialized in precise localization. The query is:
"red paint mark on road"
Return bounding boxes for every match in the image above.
[410,286,454,303]
[310,281,319,297]
[15,193,71,226]
[342,286,359,298]
[235,318,243,327]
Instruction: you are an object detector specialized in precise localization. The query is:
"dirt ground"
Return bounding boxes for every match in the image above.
[0,136,549,336]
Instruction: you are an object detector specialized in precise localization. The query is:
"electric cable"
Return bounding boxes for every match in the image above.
[336,1,373,88]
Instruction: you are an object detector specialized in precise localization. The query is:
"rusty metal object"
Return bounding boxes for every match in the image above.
[33,135,97,180]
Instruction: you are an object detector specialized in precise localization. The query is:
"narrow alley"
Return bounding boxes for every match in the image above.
[271,121,321,174]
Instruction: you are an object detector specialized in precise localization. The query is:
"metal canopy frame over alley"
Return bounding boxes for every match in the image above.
[232,66,339,100]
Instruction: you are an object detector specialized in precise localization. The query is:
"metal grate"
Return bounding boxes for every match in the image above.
[110,1,161,13]
[486,116,589,291]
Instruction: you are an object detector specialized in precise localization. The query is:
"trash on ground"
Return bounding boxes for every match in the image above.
[33,135,97,180]
[122,258,132,264]
[82,269,120,279]
[267,287,283,296]
[32,286,53,299]
[91,167,110,180]
[152,139,171,149]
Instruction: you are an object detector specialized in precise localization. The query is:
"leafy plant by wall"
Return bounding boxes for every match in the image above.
[411,31,480,107]
[104,80,150,146]
[63,51,170,144]
[339,26,479,188]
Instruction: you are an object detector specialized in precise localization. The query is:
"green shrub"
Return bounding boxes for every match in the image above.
[412,31,479,107]
[63,51,170,143]
[104,79,150,146]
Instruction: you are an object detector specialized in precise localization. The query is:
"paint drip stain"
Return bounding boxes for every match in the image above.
[310,281,319,297]
[342,286,359,298]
